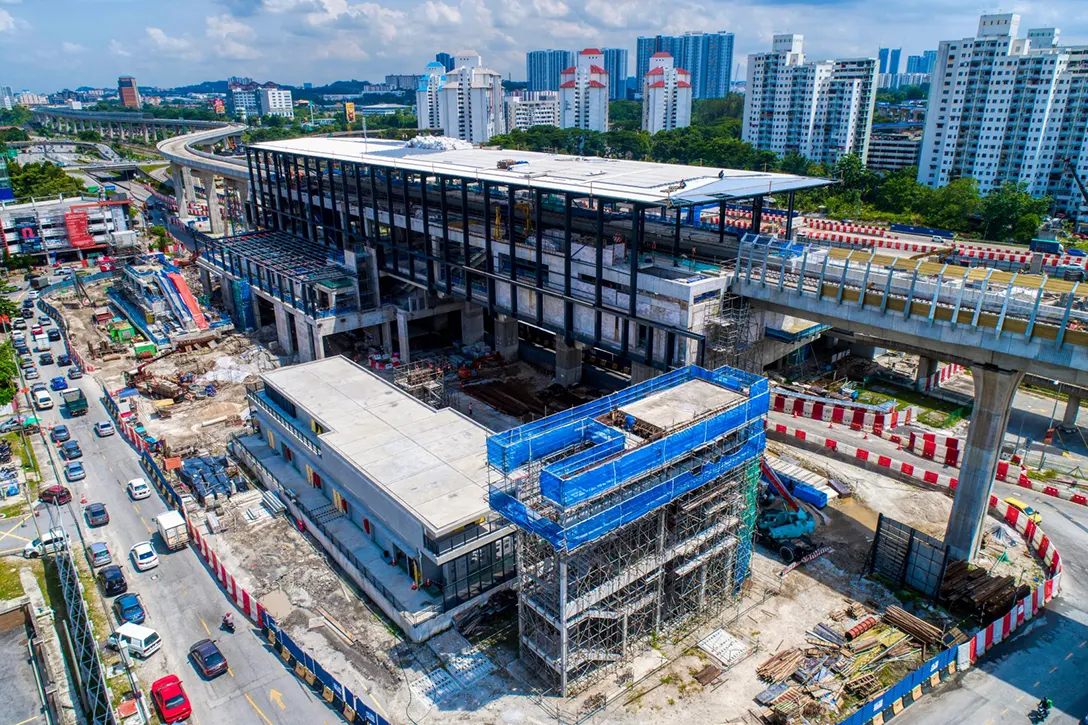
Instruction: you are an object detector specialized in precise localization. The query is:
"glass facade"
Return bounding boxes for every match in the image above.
[441,534,516,610]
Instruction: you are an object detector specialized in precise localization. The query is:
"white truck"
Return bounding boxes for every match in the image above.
[154,511,189,551]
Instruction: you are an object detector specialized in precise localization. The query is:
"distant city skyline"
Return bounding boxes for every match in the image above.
[0,2,1082,91]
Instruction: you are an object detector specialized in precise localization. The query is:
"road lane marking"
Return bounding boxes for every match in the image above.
[1067,652,1074,660]
[228,666,234,678]
[244,694,275,725]
[1034,681,1040,688]
[1001,708,1008,715]
[1049,666,1058,673]
[200,616,211,636]
[1017,695,1024,702]
[269,689,285,710]
[140,516,153,534]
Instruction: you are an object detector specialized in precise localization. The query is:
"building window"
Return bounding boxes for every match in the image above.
[440,534,516,610]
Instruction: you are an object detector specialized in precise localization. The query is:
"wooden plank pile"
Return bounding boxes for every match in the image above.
[757,649,805,683]
[883,606,943,645]
[845,673,881,697]
[940,560,1027,618]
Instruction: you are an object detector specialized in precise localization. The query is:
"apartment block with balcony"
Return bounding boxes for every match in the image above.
[233,356,516,641]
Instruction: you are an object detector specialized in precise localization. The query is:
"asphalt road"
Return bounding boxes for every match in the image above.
[12,333,345,724]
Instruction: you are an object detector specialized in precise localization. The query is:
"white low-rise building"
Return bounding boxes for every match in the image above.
[504,94,560,131]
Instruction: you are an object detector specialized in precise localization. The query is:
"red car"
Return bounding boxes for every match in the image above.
[39,485,72,505]
[150,675,191,723]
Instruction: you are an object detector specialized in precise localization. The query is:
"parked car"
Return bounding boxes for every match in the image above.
[112,592,146,624]
[61,440,82,460]
[85,502,110,527]
[151,675,191,723]
[19,357,34,370]
[24,367,39,380]
[64,461,85,481]
[188,639,228,678]
[56,353,71,367]
[30,382,47,394]
[47,328,61,342]
[127,478,151,500]
[49,376,67,391]
[51,424,71,443]
[97,565,127,596]
[94,420,115,437]
[38,484,72,505]
[88,541,112,567]
[67,367,83,380]
[36,315,50,326]
[23,527,68,559]
[12,317,25,330]
[130,541,159,571]
[38,352,53,366]
[107,623,161,658]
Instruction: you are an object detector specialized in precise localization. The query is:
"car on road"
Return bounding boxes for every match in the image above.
[188,638,228,678]
[67,367,83,380]
[47,328,61,342]
[30,325,42,336]
[85,502,109,527]
[1004,497,1043,524]
[130,541,158,571]
[12,317,25,330]
[51,424,71,443]
[112,592,146,624]
[19,357,34,370]
[127,478,151,500]
[56,353,71,366]
[49,376,67,391]
[94,420,114,437]
[24,367,39,380]
[14,343,28,356]
[60,440,82,460]
[64,460,86,481]
[97,565,127,596]
[39,352,53,366]
[88,541,112,567]
[38,484,72,505]
[151,675,191,723]
[36,315,50,327]
[30,382,47,394]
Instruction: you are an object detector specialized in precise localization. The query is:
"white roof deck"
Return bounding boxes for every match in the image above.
[618,378,745,431]
[253,136,832,206]
[260,356,491,536]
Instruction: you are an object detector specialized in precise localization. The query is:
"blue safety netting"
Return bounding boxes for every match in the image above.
[487,364,767,476]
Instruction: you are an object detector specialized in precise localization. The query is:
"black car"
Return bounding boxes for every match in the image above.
[51,425,71,443]
[85,502,109,527]
[38,352,53,366]
[188,639,228,678]
[47,328,61,342]
[56,353,72,367]
[60,440,82,460]
[97,565,127,596]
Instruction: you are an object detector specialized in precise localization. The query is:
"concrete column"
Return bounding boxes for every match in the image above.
[295,314,314,363]
[555,335,583,387]
[221,277,236,319]
[396,310,411,363]
[181,167,195,212]
[201,172,224,235]
[198,268,212,297]
[252,292,263,329]
[944,366,1025,561]
[494,314,519,361]
[630,361,661,385]
[312,327,326,360]
[1062,395,1082,430]
[460,302,485,346]
[143,125,150,143]
[274,302,295,355]
[915,356,937,392]
[381,321,393,353]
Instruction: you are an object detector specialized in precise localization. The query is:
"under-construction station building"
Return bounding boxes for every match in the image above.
[488,364,769,695]
[210,136,831,380]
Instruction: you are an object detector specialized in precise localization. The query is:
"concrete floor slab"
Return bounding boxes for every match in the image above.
[619,378,744,431]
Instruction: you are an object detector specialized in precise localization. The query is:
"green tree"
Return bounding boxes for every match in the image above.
[979,182,1051,242]
[692,94,745,126]
[0,106,33,127]
[1014,213,1042,243]
[609,101,642,132]
[922,178,981,232]
[603,130,651,159]
[0,341,18,406]
[77,129,102,143]
[8,161,84,199]
[871,167,932,215]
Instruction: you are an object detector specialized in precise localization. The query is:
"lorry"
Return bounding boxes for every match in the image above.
[61,389,88,417]
[1029,238,1064,255]
[155,511,189,551]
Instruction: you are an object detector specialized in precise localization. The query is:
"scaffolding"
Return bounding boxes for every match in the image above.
[703,291,755,373]
[487,365,768,696]
[393,357,451,409]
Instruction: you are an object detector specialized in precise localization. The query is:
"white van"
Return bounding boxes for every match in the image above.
[33,390,53,410]
[106,622,162,658]
[23,527,68,559]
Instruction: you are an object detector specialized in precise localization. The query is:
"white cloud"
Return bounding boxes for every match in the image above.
[108,39,132,57]
[145,27,201,60]
[61,41,84,53]
[0,9,14,32]
[531,0,567,19]
[420,0,461,24]
[206,13,254,38]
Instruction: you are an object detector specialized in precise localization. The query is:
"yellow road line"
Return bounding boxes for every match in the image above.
[0,547,25,555]
[1034,680,1040,688]
[228,666,235,678]
[1049,666,1058,673]
[1067,652,1074,660]
[199,616,210,636]
[11,716,43,725]
[244,694,275,725]
[140,516,153,534]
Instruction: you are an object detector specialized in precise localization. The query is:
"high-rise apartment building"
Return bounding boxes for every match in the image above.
[917,14,1088,220]
[636,32,734,99]
[743,34,878,166]
[905,52,937,74]
[0,86,13,111]
[416,62,446,131]
[602,48,629,100]
[258,87,294,119]
[435,52,455,72]
[642,53,692,134]
[559,49,610,132]
[227,79,259,117]
[385,74,421,91]
[436,51,505,143]
[505,92,561,131]
[117,76,141,108]
[878,48,902,75]
[526,49,575,93]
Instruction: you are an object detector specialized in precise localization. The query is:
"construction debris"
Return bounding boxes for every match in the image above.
[940,560,1029,619]
[882,606,943,646]
[758,649,806,683]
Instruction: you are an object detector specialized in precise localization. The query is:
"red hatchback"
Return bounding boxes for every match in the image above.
[151,675,192,723]
[38,485,72,506]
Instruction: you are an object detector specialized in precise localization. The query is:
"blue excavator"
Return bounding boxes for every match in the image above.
[756,458,817,563]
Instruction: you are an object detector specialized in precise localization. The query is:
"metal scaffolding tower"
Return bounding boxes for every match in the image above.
[393,357,451,409]
[703,291,755,373]
[487,365,768,696]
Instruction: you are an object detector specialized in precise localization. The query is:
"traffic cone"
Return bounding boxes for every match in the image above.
[81,493,87,505]
[828,421,834,429]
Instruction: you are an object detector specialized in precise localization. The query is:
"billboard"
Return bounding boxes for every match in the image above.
[344,102,356,123]
[211,98,226,115]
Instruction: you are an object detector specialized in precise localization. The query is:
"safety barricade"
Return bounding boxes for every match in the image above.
[770,390,910,432]
[922,363,965,393]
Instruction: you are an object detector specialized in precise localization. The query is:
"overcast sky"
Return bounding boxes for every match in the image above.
[1,0,1084,91]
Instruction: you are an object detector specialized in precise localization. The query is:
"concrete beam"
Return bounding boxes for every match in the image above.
[555,335,583,387]
[944,365,1024,561]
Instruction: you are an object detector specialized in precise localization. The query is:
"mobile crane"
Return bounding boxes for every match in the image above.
[756,458,817,563]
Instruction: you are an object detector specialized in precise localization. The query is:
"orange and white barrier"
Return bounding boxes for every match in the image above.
[188,521,267,625]
[922,363,965,393]
[770,391,910,432]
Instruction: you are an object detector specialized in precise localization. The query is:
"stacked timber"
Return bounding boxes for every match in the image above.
[940,560,1027,618]
[758,649,805,683]
[883,606,942,645]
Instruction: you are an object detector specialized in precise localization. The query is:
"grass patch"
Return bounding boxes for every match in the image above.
[856,385,970,429]
[0,558,24,599]
[1026,468,1060,481]
[0,500,29,518]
